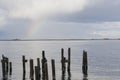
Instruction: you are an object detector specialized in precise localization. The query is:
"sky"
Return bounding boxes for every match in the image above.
[0,0,120,39]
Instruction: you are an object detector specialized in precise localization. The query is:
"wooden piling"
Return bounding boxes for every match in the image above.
[41,51,48,80]
[61,48,65,74]
[41,51,47,80]
[67,48,71,76]
[82,50,88,76]
[30,59,34,80]
[44,62,49,80]
[2,55,7,75]
[22,55,27,75]
[42,51,45,73]
[51,59,56,80]
[1,59,5,77]
[37,58,41,79]
[35,66,40,80]
[42,51,45,59]
[9,62,12,75]
[6,58,9,73]
[2,54,5,60]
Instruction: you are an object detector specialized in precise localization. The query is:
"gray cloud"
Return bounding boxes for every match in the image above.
[52,0,120,22]
[26,22,120,39]
[0,19,30,39]
[0,0,89,39]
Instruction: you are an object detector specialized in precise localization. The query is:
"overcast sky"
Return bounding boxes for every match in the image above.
[0,0,120,39]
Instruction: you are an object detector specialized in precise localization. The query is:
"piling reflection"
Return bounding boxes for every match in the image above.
[61,74,65,80]
[2,75,12,80]
[23,78,25,80]
[67,75,71,80]
[23,73,26,80]
[61,74,71,80]
[2,77,8,80]
[61,71,71,80]
[83,73,88,80]
[83,77,88,80]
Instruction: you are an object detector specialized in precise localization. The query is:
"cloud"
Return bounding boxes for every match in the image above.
[53,0,120,22]
[30,21,120,39]
[0,0,89,39]
[28,21,94,39]
[0,0,88,20]
[92,31,120,38]
[91,22,120,38]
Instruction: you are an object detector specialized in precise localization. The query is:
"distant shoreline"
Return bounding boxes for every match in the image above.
[0,39,120,41]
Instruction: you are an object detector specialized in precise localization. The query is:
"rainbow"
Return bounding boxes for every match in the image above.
[26,20,42,38]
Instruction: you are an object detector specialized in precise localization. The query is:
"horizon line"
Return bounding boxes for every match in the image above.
[0,38,120,41]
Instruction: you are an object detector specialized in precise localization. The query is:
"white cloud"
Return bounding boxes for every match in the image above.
[0,0,88,20]
[0,9,7,28]
[91,22,120,38]
[92,31,120,38]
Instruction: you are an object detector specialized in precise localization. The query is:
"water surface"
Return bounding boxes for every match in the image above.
[0,40,120,80]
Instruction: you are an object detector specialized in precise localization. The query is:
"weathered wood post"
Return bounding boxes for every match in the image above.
[30,59,34,80]
[2,55,7,75]
[41,51,47,80]
[82,50,88,76]
[37,58,41,79]
[22,55,27,77]
[61,73,65,80]
[1,55,13,78]
[1,59,6,78]
[9,62,12,75]
[67,48,71,76]
[61,48,66,74]
[51,59,56,80]
[61,48,64,71]
[6,58,9,73]
[35,66,40,80]
[44,62,49,80]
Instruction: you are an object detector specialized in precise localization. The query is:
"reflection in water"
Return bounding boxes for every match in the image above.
[83,77,88,80]
[1,72,13,80]
[23,73,26,80]
[61,74,71,80]
[61,71,71,80]
[67,75,71,80]
[2,78,7,80]
[61,74,65,80]
[2,75,8,80]
[83,74,88,80]
[30,78,34,80]
[2,75,12,80]
[23,77,26,80]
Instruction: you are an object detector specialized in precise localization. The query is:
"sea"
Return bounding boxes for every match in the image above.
[0,40,120,80]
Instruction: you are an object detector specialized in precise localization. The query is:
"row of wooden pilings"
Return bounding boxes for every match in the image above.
[1,48,88,80]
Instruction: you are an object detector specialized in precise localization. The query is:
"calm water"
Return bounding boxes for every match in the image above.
[0,40,120,80]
